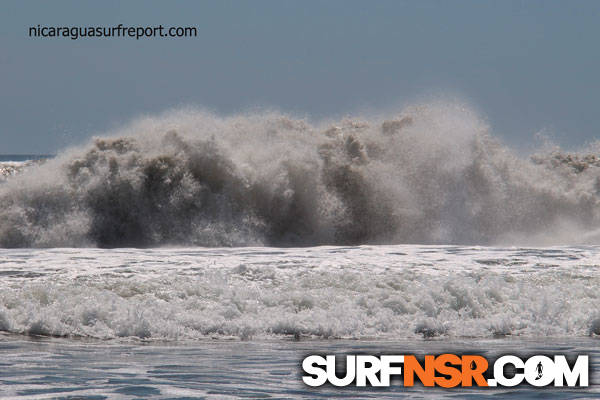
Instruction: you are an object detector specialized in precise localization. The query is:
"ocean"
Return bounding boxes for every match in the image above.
[1,103,600,398]
[1,246,599,398]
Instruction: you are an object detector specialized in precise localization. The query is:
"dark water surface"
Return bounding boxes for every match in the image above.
[1,335,599,399]
[0,155,52,162]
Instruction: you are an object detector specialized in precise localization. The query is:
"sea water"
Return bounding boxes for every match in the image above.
[2,101,600,398]
[1,335,599,399]
[1,246,600,398]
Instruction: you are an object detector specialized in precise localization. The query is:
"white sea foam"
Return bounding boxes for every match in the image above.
[0,161,29,182]
[0,245,598,341]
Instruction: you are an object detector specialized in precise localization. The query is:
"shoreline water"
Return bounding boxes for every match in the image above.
[1,334,598,399]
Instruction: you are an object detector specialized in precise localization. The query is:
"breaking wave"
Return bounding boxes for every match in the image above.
[2,101,600,248]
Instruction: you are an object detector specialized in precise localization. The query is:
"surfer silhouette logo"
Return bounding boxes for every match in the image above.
[535,361,543,380]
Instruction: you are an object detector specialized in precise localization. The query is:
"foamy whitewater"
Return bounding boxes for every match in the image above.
[2,102,600,398]
[0,245,599,340]
[2,102,600,248]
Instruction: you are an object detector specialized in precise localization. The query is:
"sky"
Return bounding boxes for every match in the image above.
[1,0,599,154]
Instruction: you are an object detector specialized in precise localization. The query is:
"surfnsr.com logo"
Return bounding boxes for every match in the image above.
[302,354,589,388]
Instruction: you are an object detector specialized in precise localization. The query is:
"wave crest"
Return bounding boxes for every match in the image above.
[2,102,600,247]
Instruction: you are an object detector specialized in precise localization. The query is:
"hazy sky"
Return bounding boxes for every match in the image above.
[1,0,599,154]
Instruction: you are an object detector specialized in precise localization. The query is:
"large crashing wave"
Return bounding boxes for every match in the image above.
[1,102,600,248]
